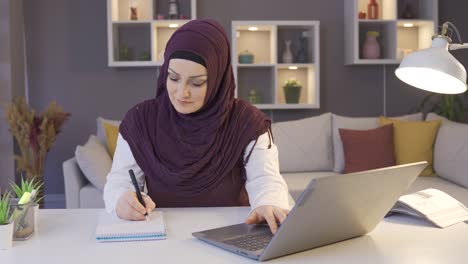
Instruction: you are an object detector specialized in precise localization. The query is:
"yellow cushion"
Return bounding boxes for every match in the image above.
[102,121,120,158]
[378,117,441,176]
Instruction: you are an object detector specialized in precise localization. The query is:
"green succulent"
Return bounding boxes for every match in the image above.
[119,44,131,61]
[284,79,302,88]
[0,190,11,225]
[137,51,151,61]
[10,177,44,204]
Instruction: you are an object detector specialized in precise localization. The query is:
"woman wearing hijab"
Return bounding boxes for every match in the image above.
[103,19,290,234]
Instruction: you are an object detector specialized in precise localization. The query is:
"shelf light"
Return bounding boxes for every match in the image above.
[403,23,414,28]
[288,66,298,70]
[169,24,179,28]
[248,26,258,31]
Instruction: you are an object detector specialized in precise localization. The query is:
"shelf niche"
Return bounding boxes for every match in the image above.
[232,21,320,109]
[107,0,197,67]
[345,0,438,65]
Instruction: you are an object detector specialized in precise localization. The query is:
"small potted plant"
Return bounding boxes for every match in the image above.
[0,190,13,250]
[11,177,44,232]
[283,78,302,104]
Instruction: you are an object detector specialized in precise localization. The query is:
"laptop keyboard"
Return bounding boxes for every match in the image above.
[223,232,274,251]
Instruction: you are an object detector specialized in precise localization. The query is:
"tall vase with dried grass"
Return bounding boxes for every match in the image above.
[5,97,70,208]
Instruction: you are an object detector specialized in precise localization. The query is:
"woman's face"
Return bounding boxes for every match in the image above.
[167,59,208,114]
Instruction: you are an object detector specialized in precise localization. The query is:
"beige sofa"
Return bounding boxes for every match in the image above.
[63,113,468,208]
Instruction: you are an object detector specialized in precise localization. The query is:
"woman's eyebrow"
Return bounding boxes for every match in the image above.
[168,67,207,78]
[168,67,180,75]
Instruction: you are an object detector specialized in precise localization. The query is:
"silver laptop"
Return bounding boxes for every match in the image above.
[192,161,428,261]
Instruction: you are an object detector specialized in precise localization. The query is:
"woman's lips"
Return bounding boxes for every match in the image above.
[177,99,193,106]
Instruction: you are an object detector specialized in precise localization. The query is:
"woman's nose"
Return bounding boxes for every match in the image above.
[181,84,190,97]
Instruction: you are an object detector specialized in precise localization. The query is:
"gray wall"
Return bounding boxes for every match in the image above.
[21,0,468,199]
[0,0,26,190]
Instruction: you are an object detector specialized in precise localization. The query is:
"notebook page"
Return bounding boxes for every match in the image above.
[96,211,166,240]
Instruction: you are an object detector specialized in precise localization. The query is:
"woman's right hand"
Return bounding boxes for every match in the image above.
[116,191,156,220]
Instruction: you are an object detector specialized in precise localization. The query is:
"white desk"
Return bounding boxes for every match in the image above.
[2,208,468,263]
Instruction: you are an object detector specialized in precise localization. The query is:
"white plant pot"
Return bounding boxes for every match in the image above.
[0,221,14,250]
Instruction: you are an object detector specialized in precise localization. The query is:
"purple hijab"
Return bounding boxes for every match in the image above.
[119,19,271,205]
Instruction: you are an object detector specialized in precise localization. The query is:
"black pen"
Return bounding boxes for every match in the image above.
[128,169,149,222]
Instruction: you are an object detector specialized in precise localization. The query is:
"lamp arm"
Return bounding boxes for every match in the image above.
[449,44,468,51]
[439,22,463,44]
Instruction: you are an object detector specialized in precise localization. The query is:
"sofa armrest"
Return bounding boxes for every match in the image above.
[63,157,88,208]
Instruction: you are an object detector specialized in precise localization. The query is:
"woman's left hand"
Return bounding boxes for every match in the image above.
[245,205,290,234]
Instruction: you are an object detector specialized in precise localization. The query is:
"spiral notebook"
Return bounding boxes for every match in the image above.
[96,211,166,242]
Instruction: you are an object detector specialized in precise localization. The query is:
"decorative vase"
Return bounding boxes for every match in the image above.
[282,40,294,63]
[129,1,138,20]
[284,85,302,104]
[248,89,260,104]
[0,221,13,250]
[296,31,309,63]
[368,0,379,19]
[9,199,35,241]
[238,50,254,64]
[358,11,366,19]
[34,203,39,233]
[168,0,179,19]
[362,31,381,59]
[401,0,416,19]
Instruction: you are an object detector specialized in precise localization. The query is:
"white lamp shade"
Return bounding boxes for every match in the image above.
[395,39,467,94]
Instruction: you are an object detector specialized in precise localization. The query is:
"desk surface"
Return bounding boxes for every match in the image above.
[1,208,468,263]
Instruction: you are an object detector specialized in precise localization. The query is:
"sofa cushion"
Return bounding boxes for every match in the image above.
[79,183,104,208]
[426,113,468,188]
[379,117,441,176]
[426,113,449,122]
[273,113,333,173]
[282,171,340,201]
[339,124,395,173]
[332,113,423,173]
[75,135,112,191]
[103,121,120,158]
[96,117,121,148]
[407,176,468,206]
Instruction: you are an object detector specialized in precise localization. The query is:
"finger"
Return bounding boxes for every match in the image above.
[143,196,156,212]
[246,211,265,224]
[245,211,258,224]
[273,208,287,224]
[126,195,147,214]
[129,209,146,221]
[264,213,278,234]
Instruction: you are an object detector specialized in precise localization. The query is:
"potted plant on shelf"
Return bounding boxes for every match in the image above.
[0,191,13,250]
[5,96,70,208]
[283,78,302,104]
[10,177,44,232]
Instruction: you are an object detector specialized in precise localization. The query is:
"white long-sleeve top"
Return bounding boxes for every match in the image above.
[103,132,290,214]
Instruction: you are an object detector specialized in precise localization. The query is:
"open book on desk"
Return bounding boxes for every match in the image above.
[96,211,166,242]
[387,188,468,228]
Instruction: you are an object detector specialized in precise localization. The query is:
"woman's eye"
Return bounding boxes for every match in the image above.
[191,81,206,87]
[169,77,179,82]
